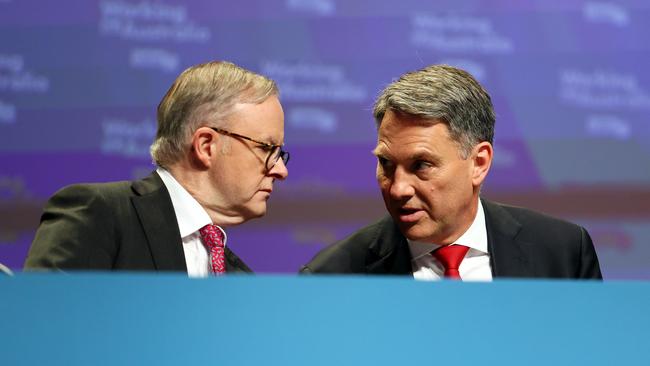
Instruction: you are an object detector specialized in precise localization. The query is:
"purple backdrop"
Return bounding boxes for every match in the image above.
[1,0,649,278]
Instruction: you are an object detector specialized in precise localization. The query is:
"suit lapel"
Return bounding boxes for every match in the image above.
[131,172,187,271]
[224,247,253,273]
[483,199,534,278]
[366,216,412,275]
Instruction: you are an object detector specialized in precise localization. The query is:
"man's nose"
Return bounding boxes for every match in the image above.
[268,158,288,180]
[389,167,414,200]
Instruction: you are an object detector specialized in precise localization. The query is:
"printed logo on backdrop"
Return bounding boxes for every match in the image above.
[583,2,629,27]
[0,54,50,93]
[586,115,630,140]
[560,70,650,140]
[288,107,337,133]
[130,48,179,73]
[560,70,650,110]
[261,61,367,102]
[262,61,368,133]
[99,1,210,42]
[101,118,156,159]
[286,0,335,16]
[99,1,211,73]
[0,54,50,124]
[410,13,514,54]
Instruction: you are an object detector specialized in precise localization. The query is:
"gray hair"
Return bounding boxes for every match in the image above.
[150,61,278,167]
[373,64,495,158]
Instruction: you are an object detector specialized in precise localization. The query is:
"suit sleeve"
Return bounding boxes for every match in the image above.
[578,226,602,279]
[24,185,118,271]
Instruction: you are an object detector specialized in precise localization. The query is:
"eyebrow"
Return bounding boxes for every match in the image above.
[258,135,282,146]
[408,151,437,161]
[373,145,436,158]
[372,147,388,158]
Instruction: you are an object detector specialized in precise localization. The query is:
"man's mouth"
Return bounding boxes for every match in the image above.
[396,207,424,223]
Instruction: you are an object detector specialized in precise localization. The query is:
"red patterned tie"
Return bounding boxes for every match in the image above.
[432,245,470,280]
[199,224,226,275]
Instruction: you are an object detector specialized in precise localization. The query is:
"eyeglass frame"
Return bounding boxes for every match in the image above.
[209,127,290,172]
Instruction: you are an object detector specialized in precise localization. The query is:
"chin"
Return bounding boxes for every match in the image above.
[232,205,267,225]
[247,204,268,219]
[402,230,433,242]
[252,210,266,218]
[396,221,422,240]
[397,221,438,243]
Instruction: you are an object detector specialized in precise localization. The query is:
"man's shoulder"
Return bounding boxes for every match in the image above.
[55,180,133,197]
[482,199,602,279]
[486,199,582,229]
[51,171,162,202]
[46,180,135,211]
[483,199,587,243]
[301,216,396,273]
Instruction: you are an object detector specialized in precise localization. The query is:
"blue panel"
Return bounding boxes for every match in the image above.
[1,274,649,365]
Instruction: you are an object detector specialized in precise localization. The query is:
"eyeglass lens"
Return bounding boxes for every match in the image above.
[265,147,289,171]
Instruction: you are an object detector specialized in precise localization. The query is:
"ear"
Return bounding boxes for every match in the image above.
[471,141,493,187]
[190,127,219,169]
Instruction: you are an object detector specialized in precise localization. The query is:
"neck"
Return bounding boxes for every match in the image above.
[166,163,247,227]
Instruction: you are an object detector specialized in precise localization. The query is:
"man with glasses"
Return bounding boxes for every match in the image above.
[25,61,289,276]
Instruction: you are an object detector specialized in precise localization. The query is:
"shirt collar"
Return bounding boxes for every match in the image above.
[157,168,227,244]
[408,199,488,260]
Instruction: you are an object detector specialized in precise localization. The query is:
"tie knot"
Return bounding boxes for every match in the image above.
[199,224,225,249]
[432,245,470,279]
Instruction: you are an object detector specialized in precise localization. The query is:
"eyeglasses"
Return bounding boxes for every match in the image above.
[210,127,290,172]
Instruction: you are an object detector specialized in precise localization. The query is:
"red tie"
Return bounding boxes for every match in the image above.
[432,245,469,280]
[199,224,226,275]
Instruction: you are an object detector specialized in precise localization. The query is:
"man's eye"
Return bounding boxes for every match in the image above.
[413,160,433,171]
[377,157,392,168]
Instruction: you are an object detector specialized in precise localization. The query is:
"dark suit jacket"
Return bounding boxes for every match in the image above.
[24,172,252,273]
[302,199,602,279]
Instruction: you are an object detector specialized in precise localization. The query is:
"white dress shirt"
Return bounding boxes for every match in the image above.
[408,200,492,281]
[157,168,227,278]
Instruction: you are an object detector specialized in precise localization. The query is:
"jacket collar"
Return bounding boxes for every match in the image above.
[365,216,412,275]
[131,171,187,272]
[482,198,534,277]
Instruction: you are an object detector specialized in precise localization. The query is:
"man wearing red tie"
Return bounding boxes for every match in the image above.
[302,65,601,280]
[25,61,289,276]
